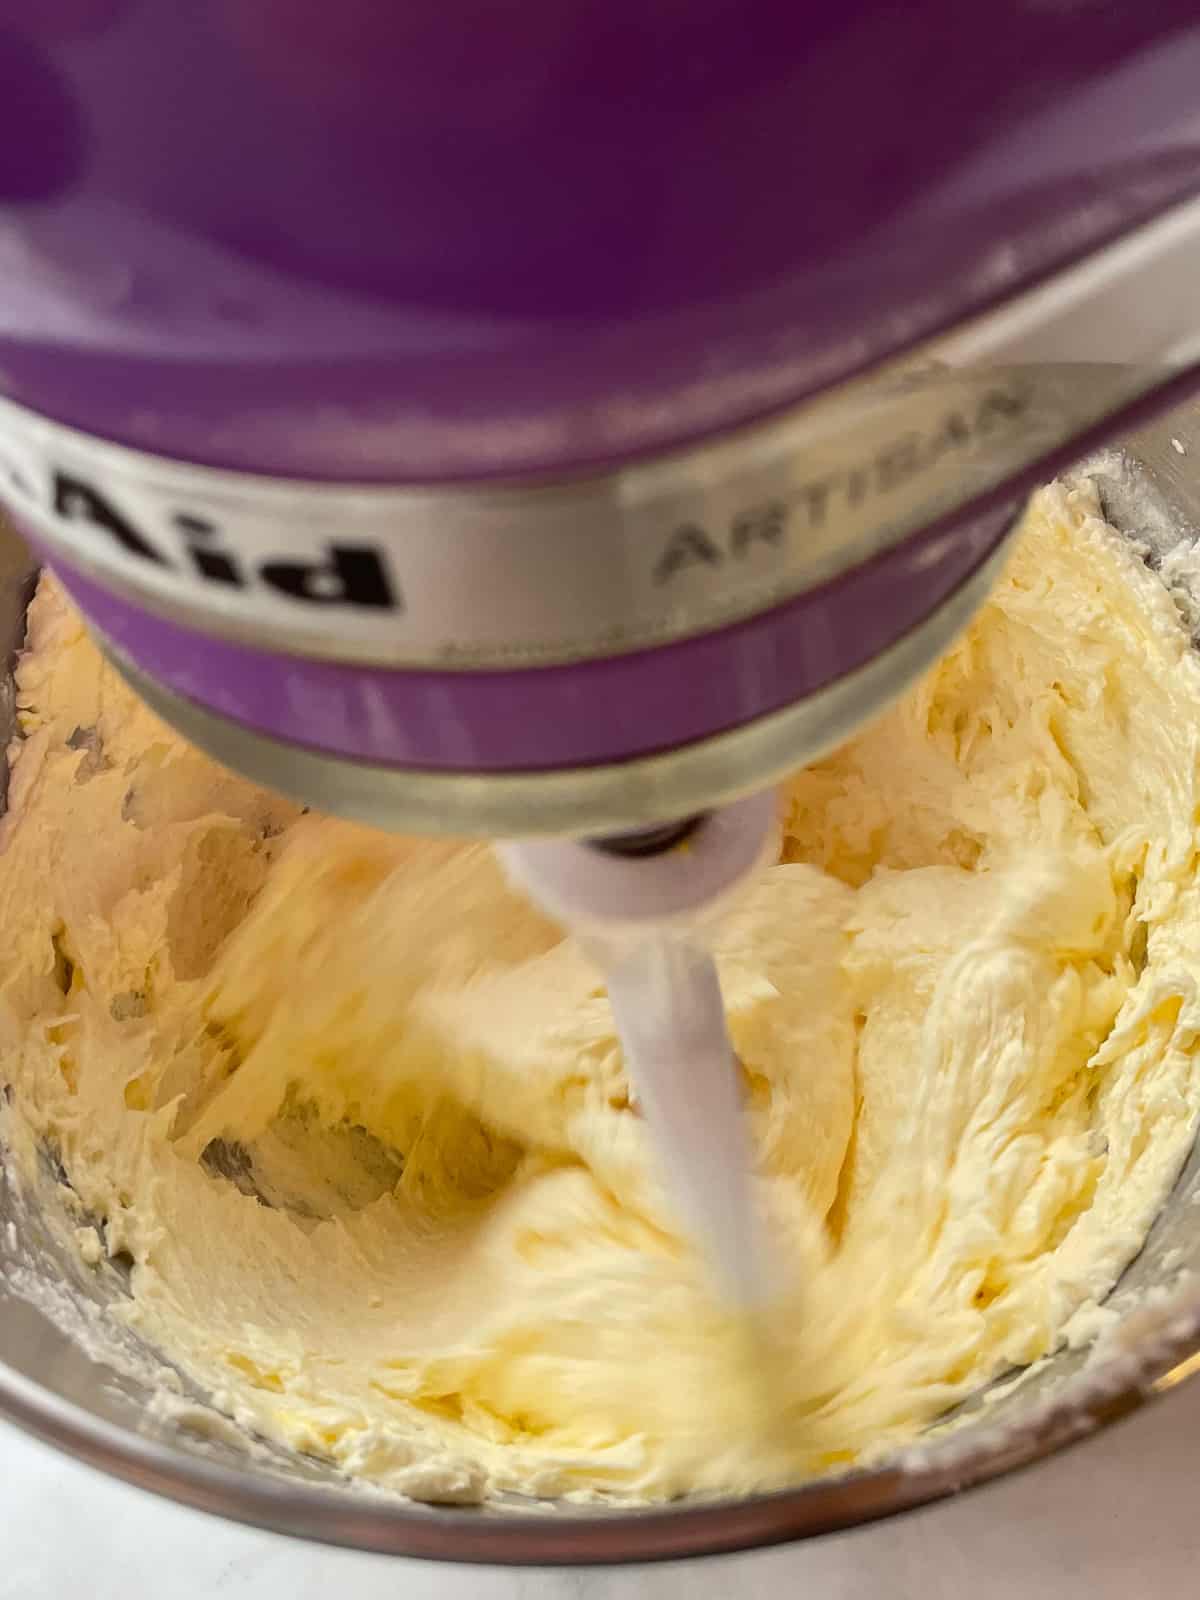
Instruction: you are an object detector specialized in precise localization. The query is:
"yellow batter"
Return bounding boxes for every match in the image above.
[3,477,1200,1503]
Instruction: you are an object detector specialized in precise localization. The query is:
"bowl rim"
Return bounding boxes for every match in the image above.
[1,1282,1199,1567]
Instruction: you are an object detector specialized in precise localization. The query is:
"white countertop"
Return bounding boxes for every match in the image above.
[4,1374,1199,1600]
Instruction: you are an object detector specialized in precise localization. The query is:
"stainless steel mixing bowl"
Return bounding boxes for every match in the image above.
[4,408,1200,1566]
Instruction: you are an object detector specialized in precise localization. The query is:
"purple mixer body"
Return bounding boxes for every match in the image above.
[2,1,1200,811]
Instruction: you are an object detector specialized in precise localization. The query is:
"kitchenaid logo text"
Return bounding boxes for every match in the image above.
[652,384,1032,584]
[1,465,402,612]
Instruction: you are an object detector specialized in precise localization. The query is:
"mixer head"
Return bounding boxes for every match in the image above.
[1,4,1200,840]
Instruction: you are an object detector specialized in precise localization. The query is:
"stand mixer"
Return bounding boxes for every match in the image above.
[4,0,1200,1305]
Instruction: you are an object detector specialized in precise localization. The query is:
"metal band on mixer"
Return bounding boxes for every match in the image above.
[0,364,1175,672]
